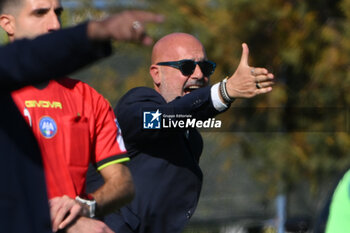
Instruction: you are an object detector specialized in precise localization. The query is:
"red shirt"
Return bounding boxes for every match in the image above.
[12,78,127,199]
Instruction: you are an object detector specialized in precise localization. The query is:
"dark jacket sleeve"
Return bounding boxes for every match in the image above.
[115,86,222,145]
[0,22,111,92]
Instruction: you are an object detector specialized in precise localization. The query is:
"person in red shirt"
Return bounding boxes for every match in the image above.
[0,0,163,232]
[11,78,129,200]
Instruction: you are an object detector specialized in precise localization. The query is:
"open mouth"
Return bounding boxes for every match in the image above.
[184,85,201,94]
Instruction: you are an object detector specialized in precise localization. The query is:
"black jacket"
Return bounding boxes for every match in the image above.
[87,86,223,233]
[0,23,111,233]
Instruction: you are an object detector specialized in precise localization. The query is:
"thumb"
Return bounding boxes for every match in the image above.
[239,43,249,66]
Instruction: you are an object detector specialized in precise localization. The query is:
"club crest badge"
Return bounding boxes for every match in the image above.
[39,116,57,138]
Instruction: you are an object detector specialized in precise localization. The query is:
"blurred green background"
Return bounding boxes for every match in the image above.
[3,0,350,232]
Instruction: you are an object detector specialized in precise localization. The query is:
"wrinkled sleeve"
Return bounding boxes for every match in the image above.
[91,89,129,171]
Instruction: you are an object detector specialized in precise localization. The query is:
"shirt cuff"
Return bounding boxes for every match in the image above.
[96,153,130,171]
[211,83,229,112]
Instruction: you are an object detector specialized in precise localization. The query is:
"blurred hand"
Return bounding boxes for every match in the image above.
[65,217,115,233]
[88,10,164,45]
[226,43,274,98]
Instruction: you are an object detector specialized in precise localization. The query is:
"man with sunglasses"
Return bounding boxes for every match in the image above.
[87,32,274,233]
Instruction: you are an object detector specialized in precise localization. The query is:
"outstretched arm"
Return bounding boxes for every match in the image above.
[0,10,163,92]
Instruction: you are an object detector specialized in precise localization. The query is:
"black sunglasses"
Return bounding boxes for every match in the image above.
[156,59,216,77]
